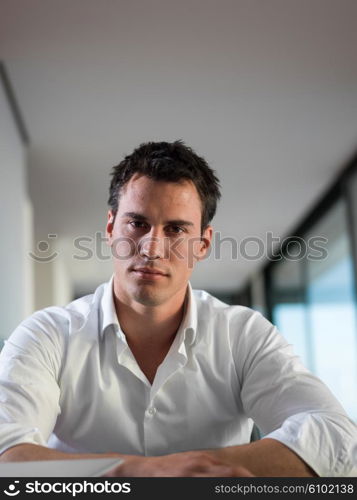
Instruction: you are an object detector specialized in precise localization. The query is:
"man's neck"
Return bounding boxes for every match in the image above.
[112,285,188,384]
[112,286,187,349]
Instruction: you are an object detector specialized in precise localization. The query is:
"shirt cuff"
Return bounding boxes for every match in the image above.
[263,411,357,477]
[0,423,47,455]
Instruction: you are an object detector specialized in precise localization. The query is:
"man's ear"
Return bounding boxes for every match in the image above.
[106,210,115,245]
[196,225,213,261]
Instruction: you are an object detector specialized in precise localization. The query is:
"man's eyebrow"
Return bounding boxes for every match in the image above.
[122,212,147,221]
[165,219,194,227]
[122,212,194,226]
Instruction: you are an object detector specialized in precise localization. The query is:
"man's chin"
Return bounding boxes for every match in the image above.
[133,292,165,307]
[129,283,164,306]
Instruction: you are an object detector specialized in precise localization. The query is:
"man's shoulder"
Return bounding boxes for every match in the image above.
[192,288,261,324]
[192,289,283,355]
[17,282,107,337]
[3,283,109,364]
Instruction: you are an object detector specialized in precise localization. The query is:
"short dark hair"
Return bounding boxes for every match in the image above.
[108,140,221,231]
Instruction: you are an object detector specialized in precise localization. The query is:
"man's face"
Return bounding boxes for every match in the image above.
[106,174,212,307]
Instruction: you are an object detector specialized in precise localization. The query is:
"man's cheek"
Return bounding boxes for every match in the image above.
[177,238,204,268]
[167,237,186,261]
[111,237,137,260]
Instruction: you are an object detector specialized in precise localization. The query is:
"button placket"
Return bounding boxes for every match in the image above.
[146,406,156,416]
[143,401,158,455]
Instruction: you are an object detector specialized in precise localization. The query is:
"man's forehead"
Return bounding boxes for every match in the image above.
[123,173,195,191]
[117,175,202,222]
[120,175,200,204]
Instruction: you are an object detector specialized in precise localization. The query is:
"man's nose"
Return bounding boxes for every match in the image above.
[139,229,166,260]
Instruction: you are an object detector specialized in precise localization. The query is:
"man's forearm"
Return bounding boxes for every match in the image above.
[0,443,124,463]
[207,438,317,477]
[0,440,317,477]
[0,444,254,477]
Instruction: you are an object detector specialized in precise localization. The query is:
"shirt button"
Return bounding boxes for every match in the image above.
[147,406,156,416]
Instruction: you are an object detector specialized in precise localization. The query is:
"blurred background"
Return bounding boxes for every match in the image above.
[1,0,356,421]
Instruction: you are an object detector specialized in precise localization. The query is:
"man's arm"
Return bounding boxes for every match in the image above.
[106,433,316,477]
[229,311,357,477]
[0,443,254,477]
[0,443,119,462]
[0,440,316,477]
[208,438,317,477]
[102,439,315,477]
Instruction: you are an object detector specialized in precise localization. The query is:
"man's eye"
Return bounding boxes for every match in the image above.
[167,225,184,234]
[129,221,147,229]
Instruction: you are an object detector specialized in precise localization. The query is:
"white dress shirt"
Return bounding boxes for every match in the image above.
[0,277,356,476]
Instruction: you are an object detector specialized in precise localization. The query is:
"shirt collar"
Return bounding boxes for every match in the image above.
[178,281,197,346]
[101,275,121,338]
[100,275,197,345]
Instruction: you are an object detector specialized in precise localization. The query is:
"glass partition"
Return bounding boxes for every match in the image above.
[270,198,357,421]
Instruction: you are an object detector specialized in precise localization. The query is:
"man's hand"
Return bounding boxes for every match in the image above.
[104,450,254,477]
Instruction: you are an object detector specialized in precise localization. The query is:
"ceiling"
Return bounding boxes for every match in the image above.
[1,0,357,294]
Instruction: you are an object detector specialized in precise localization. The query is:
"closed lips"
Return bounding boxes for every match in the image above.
[133,268,167,275]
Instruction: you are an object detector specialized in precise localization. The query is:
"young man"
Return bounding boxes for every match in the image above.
[0,141,356,476]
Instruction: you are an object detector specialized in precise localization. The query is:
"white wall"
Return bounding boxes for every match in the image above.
[250,271,267,316]
[24,196,34,316]
[0,77,33,340]
[34,245,72,310]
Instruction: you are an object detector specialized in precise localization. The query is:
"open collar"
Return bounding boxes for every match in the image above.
[100,275,197,345]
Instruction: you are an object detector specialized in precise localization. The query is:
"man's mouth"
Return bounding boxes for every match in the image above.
[132,267,168,278]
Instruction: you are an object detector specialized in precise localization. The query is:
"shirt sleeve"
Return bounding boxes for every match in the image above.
[232,309,357,477]
[0,309,65,455]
